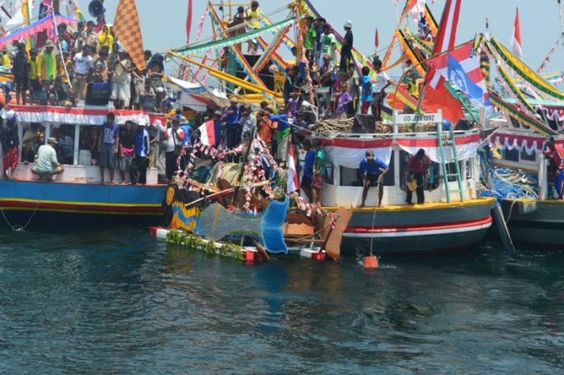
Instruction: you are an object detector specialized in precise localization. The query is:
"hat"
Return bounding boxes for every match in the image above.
[48,137,58,145]
[344,20,352,29]
[44,40,55,48]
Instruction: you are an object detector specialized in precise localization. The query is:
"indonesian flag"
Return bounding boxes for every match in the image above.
[510,8,523,59]
[422,67,465,123]
[198,120,217,147]
[433,0,462,55]
[287,144,300,194]
[406,0,426,21]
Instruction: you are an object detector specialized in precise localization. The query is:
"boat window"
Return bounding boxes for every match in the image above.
[399,150,440,191]
[502,148,519,162]
[465,160,473,179]
[520,149,536,162]
[339,153,395,187]
[51,124,76,165]
[21,123,45,163]
[78,126,100,166]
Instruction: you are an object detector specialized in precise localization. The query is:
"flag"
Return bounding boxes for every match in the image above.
[433,0,462,55]
[113,0,145,71]
[198,120,217,147]
[422,67,465,123]
[287,145,300,193]
[186,0,193,44]
[446,54,489,106]
[427,41,487,99]
[374,27,379,49]
[510,7,523,59]
[405,0,426,22]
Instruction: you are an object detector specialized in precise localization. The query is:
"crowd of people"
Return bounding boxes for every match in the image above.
[3,21,166,112]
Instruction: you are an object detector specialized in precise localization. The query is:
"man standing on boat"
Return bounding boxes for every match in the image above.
[98,112,119,184]
[406,148,431,205]
[543,136,564,199]
[371,60,391,122]
[31,138,64,180]
[0,111,19,179]
[358,151,389,207]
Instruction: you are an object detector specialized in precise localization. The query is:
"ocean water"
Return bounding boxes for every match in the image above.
[1,228,563,374]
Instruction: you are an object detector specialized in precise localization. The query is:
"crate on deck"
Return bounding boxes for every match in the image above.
[85,82,111,106]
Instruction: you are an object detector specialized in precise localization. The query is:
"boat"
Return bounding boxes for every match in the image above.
[317,115,496,256]
[0,105,167,230]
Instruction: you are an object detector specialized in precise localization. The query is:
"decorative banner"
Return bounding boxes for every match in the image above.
[185,0,193,44]
[537,37,560,73]
[175,18,294,56]
[0,14,76,48]
[113,0,146,71]
[489,92,557,136]
[488,37,564,101]
[496,62,536,115]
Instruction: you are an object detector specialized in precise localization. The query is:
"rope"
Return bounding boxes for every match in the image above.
[0,201,40,232]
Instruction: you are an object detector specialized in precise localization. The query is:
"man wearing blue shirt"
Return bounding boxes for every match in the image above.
[132,123,150,185]
[358,150,389,207]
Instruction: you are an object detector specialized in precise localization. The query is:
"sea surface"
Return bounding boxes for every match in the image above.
[1,228,563,374]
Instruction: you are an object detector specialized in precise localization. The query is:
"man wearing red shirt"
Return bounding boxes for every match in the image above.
[407,148,431,204]
[543,137,564,199]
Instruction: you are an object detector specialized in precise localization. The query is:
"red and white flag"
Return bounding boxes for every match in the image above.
[287,145,300,193]
[433,0,462,55]
[422,67,465,123]
[510,7,523,59]
[406,0,426,21]
[198,120,217,146]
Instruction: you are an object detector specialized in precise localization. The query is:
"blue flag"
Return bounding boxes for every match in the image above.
[447,54,489,106]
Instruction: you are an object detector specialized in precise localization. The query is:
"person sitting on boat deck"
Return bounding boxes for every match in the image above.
[543,136,564,199]
[0,111,19,179]
[98,112,119,184]
[301,139,316,203]
[31,138,64,180]
[358,150,389,207]
[406,148,431,205]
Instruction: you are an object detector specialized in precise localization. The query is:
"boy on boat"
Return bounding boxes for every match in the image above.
[32,137,64,180]
[358,151,389,207]
[98,112,119,184]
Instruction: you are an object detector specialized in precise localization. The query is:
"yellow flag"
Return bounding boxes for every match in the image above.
[113,0,146,71]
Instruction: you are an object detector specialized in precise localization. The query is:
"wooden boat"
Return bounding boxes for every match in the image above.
[0,105,167,230]
[488,129,564,247]
[316,115,496,255]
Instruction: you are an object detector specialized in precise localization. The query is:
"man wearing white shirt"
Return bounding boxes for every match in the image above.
[72,45,93,101]
[32,138,64,180]
[371,61,391,122]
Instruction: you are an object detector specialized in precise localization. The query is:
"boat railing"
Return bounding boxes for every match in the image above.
[321,129,479,140]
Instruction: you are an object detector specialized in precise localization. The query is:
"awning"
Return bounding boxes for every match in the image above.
[0,15,77,49]
[7,105,166,126]
[320,133,480,168]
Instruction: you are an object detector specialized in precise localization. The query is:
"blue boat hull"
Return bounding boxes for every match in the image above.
[0,180,166,229]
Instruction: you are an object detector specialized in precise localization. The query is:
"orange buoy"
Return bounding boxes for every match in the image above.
[244,250,255,264]
[311,252,326,262]
[363,255,379,269]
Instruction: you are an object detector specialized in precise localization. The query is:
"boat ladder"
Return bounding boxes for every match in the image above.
[437,124,465,203]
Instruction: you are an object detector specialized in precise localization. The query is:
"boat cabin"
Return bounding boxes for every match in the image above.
[0,105,166,184]
[318,120,481,207]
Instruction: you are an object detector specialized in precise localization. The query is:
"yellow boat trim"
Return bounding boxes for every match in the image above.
[323,197,496,213]
[0,197,160,208]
